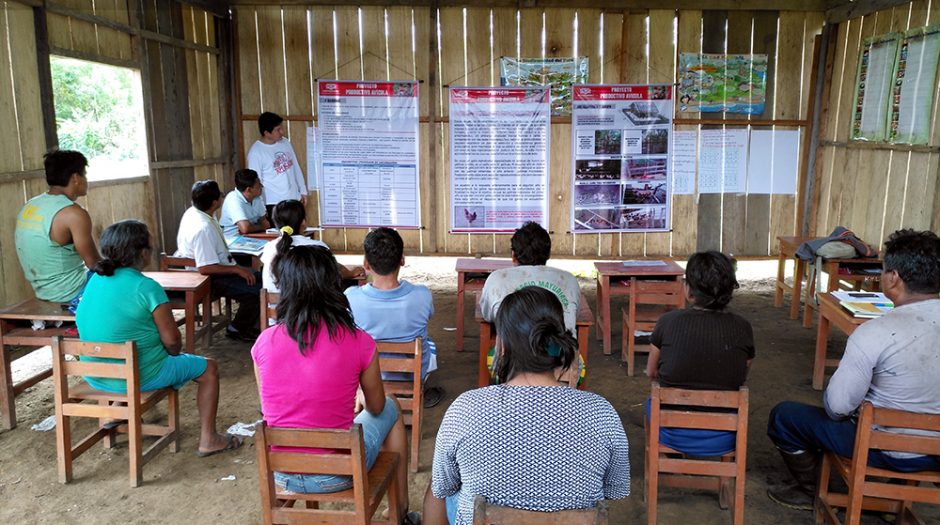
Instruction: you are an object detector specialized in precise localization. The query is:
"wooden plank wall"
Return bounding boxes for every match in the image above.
[815,0,940,245]
[0,0,228,307]
[234,5,824,257]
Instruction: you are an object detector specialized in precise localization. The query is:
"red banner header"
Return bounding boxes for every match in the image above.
[450,87,550,104]
[319,81,417,97]
[572,84,672,101]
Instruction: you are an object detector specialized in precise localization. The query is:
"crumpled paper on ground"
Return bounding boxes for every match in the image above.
[226,419,263,437]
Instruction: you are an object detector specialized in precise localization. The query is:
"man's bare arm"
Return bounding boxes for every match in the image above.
[53,205,101,268]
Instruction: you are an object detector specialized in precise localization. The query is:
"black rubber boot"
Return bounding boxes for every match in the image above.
[767,449,819,511]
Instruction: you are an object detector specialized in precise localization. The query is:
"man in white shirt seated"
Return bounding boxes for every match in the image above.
[219,168,270,238]
[766,229,940,511]
[247,112,307,220]
[175,180,262,342]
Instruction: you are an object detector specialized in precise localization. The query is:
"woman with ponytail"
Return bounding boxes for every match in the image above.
[259,199,364,293]
[424,286,630,525]
[76,220,242,456]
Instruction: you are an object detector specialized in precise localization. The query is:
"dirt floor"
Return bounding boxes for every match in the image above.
[1,256,937,524]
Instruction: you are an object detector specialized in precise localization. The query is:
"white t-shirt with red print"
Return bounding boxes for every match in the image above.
[247,139,307,205]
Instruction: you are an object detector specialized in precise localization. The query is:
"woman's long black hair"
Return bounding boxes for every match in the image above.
[493,286,577,384]
[92,220,151,276]
[270,199,306,288]
[274,244,356,354]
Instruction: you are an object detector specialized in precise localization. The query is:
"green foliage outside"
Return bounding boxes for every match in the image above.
[50,56,148,178]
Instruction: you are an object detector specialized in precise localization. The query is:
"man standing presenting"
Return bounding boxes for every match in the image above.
[15,150,100,303]
[247,112,307,220]
[766,229,940,510]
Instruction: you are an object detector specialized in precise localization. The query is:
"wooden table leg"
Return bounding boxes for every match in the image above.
[600,275,612,355]
[790,258,805,320]
[478,321,491,387]
[813,311,830,390]
[577,326,588,390]
[595,275,604,341]
[0,321,15,430]
[184,291,196,355]
[774,249,786,308]
[802,263,818,328]
[202,290,211,350]
[455,273,466,353]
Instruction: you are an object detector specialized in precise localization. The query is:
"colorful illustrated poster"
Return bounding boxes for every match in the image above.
[317,81,420,228]
[449,87,550,233]
[500,57,588,116]
[889,26,940,144]
[678,54,768,114]
[571,84,672,232]
[852,33,900,141]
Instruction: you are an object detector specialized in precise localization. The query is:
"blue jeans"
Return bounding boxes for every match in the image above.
[767,401,940,472]
[645,398,736,456]
[210,269,261,333]
[274,396,400,493]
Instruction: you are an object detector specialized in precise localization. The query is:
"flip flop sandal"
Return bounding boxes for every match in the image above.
[401,511,422,525]
[196,434,244,458]
[423,386,444,408]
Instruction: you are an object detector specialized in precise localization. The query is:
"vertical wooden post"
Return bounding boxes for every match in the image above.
[426,2,440,252]
[805,23,838,237]
[33,3,57,150]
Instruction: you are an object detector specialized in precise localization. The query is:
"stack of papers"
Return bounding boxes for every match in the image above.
[831,291,893,318]
[227,236,267,256]
[264,226,322,235]
[622,260,668,267]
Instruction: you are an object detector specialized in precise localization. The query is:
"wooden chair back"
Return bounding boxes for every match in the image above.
[159,254,196,271]
[376,339,423,472]
[816,402,940,525]
[255,421,401,525]
[472,495,609,525]
[51,336,179,487]
[621,279,685,376]
[259,289,279,330]
[160,253,229,339]
[646,382,748,525]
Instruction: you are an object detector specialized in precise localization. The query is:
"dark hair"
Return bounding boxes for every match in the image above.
[44,149,88,187]
[93,220,152,276]
[275,245,357,354]
[684,251,739,310]
[258,112,283,135]
[191,180,222,211]
[494,286,576,383]
[511,221,552,266]
[234,169,260,192]
[363,227,404,276]
[270,200,307,283]
[883,229,940,294]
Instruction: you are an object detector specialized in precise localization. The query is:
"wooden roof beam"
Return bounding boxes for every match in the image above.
[826,0,913,23]
[225,0,829,11]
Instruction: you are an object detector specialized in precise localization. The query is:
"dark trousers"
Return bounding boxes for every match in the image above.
[211,269,262,333]
[767,401,940,473]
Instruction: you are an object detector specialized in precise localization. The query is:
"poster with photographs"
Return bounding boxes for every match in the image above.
[571,84,672,232]
[852,33,901,141]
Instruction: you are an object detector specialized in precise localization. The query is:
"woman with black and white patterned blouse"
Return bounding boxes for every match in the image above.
[423,286,631,525]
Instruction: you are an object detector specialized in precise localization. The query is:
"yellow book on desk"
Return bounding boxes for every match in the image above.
[839,300,893,318]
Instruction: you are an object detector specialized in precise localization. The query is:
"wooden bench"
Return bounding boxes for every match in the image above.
[0,299,76,430]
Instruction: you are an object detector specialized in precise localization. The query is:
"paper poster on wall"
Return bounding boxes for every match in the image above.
[678,54,768,114]
[570,84,672,232]
[449,87,550,233]
[305,125,320,191]
[316,81,420,228]
[747,129,801,195]
[500,57,588,116]
[671,131,696,195]
[698,129,748,194]
[889,25,940,144]
[852,33,901,141]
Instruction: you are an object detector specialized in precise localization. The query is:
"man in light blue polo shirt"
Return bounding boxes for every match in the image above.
[346,227,443,407]
[219,169,269,238]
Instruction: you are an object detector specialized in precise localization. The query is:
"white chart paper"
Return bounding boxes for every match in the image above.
[449,87,551,232]
[570,84,673,232]
[747,129,801,195]
[698,129,748,194]
[853,34,900,141]
[317,81,420,228]
[305,126,320,191]
[671,131,696,195]
[890,27,940,144]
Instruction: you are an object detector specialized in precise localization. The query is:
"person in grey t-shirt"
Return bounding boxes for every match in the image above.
[766,229,940,511]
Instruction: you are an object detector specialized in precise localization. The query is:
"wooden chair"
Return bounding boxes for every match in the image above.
[255,421,401,525]
[51,336,179,487]
[620,280,685,376]
[160,254,230,342]
[376,339,424,473]
[472,495,609,524]
[816,402,940,525]
[260,289,279,330]
[645,383,749,525]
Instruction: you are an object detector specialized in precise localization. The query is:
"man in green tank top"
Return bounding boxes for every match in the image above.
[14,150,101,303]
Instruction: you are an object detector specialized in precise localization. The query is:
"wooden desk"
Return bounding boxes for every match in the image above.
[144,271,212,355]
[802,257,882,328]
[475,293,593,389]
[0,299,75,429]
[813,292,870,390]
[245,228,322,241]
[775,236,817,320]
[454,258,514,352]
[594,261,685,356]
